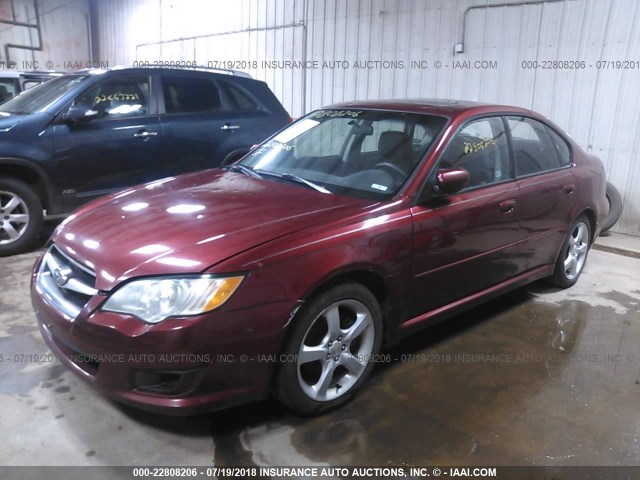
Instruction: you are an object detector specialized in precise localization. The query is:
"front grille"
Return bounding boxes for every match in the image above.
[36,245,98,319]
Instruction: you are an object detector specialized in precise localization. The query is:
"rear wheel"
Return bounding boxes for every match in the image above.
[548,215,591,288]
[601,181,623,233]
[274,283,383,415]
[0,178,43,256]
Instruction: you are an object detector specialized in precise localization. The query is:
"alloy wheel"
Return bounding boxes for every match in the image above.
[564,221,589,281]
[297,299,375,402]
[0,191,30,246]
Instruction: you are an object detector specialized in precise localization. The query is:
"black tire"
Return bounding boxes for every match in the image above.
[274,283,383,415]
[220,150,249,167]
[0,178,43,256]
[601,181,623,233]
[548,215,591,288]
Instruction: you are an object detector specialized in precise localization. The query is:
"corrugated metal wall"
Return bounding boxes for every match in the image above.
[16,0,640,235]
[0,0,90,69]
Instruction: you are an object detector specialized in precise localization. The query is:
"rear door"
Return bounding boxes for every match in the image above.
[409,116,524,317]
[157,72,250,173]
[217,78,290,150]
[507,116,576,270]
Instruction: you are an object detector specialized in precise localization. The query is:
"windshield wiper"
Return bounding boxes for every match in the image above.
[226,163,262,178]
[247,168,332,194]
[278,172,332,194]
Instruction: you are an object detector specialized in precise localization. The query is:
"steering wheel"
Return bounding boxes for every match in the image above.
[373,162,407,181]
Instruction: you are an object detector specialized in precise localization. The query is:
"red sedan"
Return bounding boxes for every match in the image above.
[31,99,607,414]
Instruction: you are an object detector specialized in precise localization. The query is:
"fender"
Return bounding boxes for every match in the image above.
[0,157,61,214]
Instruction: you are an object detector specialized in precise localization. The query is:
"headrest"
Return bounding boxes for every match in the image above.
[378,131,411,158]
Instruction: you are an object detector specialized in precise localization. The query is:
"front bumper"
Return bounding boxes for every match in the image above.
[31,255,295,415]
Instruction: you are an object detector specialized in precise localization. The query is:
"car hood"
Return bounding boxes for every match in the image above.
[0,113,26,131]
[52,169,373,291]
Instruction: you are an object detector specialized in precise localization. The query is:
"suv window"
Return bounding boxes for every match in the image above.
[439,116,510,189]
[75,75,149,119]
[162,76,221,114]
[222,82,259,110]
[0,78,20,102]
[507,116,565,175]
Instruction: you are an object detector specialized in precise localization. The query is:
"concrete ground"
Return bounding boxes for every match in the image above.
[1,238,639,468]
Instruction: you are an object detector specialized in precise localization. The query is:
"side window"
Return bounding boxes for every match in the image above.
[74,76,149,119]
[438,117,510,189]
[22,80,42,90]
[222,82,259,110]
[547,127,571,166]
[0,79,20,102]
[507,116,564,175]
[162,76,221,114]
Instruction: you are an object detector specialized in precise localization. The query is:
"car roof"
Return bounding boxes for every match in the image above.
[0,71,20,78]
[74,65,253,79]
[325,98,538,118]
[0,71,64,79]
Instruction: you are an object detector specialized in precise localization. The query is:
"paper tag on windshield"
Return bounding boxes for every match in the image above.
[371,184,388,192]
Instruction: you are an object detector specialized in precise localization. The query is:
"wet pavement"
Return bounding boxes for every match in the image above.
[0,246,639,467]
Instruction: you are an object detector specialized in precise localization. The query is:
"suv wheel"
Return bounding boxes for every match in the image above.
[0,178,43,256]
[549,215,591,288]
[275,283,383,415]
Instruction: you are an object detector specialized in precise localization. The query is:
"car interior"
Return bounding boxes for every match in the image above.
[0,81,18,103]
[249,113,447,198]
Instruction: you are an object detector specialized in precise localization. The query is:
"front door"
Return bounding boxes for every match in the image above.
[51,74,161,210]
[409,116,525,318]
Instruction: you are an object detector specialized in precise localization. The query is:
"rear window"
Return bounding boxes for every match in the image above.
[547,127,572,166]
[507,116,565,176]
[222,82,260,110]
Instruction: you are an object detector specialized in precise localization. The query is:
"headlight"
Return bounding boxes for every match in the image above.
[101,276,244,324]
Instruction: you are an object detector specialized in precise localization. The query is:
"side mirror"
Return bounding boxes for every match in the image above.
[434,167,469,195]
[64,105,99,123]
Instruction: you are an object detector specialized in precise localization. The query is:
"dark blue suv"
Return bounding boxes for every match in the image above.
[0,67,290,255]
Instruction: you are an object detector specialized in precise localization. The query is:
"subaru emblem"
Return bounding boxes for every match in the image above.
[53,267,70,287]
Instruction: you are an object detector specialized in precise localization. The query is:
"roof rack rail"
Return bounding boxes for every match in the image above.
[116,64,252,78]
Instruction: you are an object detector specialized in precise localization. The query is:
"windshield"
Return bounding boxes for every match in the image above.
[239,109,447,199]
[0,75,88,114]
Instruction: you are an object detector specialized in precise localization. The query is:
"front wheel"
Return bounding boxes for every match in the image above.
[548,215,591,288]
[274,283,383,415]
[0,178,43,256]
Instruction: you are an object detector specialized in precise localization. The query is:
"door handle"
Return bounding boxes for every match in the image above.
[563,183,575,194]
[499,199,517,213]
[221,124,240,130]
[133,130,158,138]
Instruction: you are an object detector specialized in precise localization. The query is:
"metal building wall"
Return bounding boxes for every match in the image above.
[92,0,640,235]
[0,0,91,69]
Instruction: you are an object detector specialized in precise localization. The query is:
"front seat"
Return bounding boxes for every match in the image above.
[377,131,414,178]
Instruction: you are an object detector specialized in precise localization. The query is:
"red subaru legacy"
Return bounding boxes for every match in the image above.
[31,100,607,415]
